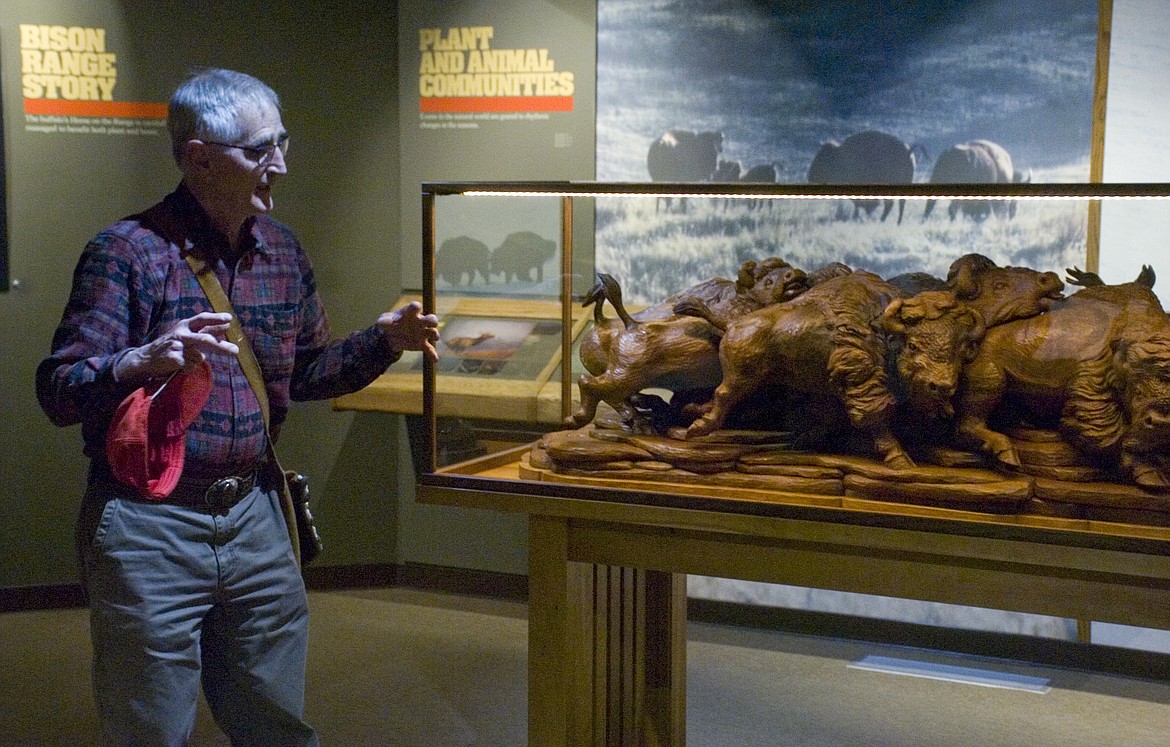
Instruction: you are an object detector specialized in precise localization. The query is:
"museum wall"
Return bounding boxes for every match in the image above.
[0,0,417,587]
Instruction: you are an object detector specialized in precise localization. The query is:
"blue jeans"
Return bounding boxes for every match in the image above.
[79,475,318,747]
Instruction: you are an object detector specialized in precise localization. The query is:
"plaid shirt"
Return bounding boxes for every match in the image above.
[36,184,398,480]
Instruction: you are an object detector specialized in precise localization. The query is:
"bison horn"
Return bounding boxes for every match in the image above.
[736,260,759,290]
[881,298,908,334]
[946,254,995,299]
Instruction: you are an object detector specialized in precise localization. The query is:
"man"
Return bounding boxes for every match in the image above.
[36,68,439,745]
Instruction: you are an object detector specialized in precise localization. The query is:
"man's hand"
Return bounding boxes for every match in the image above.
[114,312,240,385]
[377,301,440,362]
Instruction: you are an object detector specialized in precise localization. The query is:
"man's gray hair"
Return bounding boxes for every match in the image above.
[167,68,281,164]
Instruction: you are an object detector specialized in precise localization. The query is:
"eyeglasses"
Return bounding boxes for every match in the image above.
[203,134,290,164]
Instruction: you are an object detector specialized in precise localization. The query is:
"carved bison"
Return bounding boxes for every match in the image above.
[954,279,1170,488]
[567,258,810,432]
[886,255,1064,327]
[923,140,1029,221]
[945,254,1064,326]
[807,130,917,225]
[491,231,557,284]
[648,129,724,213]
[682,272,985,468]
[436,236,491,286]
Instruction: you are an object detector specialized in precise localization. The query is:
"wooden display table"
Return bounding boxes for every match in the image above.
[419,448,1170,746]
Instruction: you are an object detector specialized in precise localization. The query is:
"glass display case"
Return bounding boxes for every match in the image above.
[368,180,1170,544]
[337,180,1170,746]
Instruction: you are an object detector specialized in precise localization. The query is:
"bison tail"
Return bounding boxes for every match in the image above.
[595,272,637,329]
[1137,265,1157,288]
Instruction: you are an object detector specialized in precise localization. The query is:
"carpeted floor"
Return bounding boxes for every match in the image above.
[3,586,1170,745]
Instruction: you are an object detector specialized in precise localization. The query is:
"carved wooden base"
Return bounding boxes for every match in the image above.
[528,423,1170,526]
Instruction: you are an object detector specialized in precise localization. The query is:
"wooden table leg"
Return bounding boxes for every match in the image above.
[527,515,687,746]
[640,569,686,746]
[529,515,602,745]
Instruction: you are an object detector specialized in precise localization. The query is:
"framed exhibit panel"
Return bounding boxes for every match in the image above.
[331,292,589,423]
[333,192,592,423]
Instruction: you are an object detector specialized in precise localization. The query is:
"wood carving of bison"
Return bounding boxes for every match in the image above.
[436,236,491,286]
[807,130,917,225]
[955,276,1170,488]
[682,272,985,468]
[945,254,1064,326]
[887,254,1064,328]
[924,140,1029,221]
[566,258,809,432]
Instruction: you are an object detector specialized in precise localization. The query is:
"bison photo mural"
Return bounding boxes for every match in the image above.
[646,129,724,213]
[806,130,918,224]
[924,140,1031,222]
[595,0,1098,303]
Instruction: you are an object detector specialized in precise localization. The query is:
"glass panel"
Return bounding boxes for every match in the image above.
[593,194,1090,305]
[429,193,574,470]
[417,182,1170,545]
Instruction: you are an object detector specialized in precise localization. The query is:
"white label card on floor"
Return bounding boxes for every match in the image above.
[848,655,1051,694]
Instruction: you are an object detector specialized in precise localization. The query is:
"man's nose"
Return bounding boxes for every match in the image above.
[267,146,288,174]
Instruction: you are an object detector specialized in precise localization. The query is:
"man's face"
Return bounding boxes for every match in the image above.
[195,102,288,235]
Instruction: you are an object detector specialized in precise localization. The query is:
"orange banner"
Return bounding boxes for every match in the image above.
[23,99,167,119]
[420,96,574,113]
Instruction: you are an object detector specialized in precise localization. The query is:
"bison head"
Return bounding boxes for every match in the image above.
[736,257,809,307]
[1117,332,1170,447]
[882,291,985,417]
[946,254,1064,327]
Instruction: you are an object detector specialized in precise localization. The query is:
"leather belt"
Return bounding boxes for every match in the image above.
[168,470,259,513]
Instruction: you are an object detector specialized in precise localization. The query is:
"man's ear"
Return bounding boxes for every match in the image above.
[182,140,211,172]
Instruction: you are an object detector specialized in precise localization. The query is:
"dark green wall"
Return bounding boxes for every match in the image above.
[0,0,426,586]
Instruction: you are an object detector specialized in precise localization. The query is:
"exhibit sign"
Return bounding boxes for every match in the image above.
[417,25,576,117]
[398,0,597,293]
[18,23,166,138]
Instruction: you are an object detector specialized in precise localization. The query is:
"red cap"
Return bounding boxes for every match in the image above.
[104,360,213,499]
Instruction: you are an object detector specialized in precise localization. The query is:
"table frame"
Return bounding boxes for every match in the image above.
[419,466,1170,746]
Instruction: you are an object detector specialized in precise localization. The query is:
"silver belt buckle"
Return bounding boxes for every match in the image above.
[205,476,242,511]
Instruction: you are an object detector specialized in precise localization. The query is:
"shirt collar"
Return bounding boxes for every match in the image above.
[165,183,269,261]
